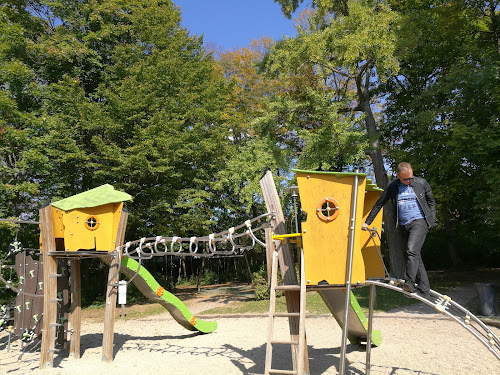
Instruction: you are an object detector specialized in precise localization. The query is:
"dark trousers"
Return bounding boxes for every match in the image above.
[400,218,430,293]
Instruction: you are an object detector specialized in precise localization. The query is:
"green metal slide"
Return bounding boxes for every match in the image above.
[318,289,382,346]
[115,256,217,334]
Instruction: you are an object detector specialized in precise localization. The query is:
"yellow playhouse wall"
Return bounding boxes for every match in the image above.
[296,172,367,286]
[49,202,124,252]
[361,191,386,279]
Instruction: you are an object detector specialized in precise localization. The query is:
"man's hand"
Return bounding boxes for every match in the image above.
[361,223,369,231]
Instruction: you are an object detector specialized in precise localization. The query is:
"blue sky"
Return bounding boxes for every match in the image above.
[174,0,304,51]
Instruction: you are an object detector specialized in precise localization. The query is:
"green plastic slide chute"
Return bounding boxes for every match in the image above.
[318,289,382,346]
[117,256,217,334]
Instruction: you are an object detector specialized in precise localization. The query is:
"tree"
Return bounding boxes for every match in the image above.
[381,0,500,266]
[0,0,238,296]
[214,39,286,216]
[270,0,407,276]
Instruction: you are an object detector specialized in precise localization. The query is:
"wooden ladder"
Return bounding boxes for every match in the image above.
[265,246,307,375]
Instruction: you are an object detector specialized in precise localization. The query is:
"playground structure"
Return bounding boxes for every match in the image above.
[0,170,499,375]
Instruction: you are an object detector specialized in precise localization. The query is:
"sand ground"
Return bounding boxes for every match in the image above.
[1,285,499,375]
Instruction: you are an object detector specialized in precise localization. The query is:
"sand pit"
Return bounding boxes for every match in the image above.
[1,286,499,375]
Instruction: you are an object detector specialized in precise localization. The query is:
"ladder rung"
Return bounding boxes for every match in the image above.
[269,369,297,374]
[50,274,63,278]
[50,298,63,303]
[273,312,300,317]
[274,285,300,291]
[271,340,299,345]
[50,323,62,327]
[48,348,61,353]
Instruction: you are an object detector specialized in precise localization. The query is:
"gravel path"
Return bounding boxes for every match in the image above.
[1,285,499,375]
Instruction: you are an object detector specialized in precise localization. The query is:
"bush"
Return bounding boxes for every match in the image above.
[252,266,283,300]
[200,270,218,285]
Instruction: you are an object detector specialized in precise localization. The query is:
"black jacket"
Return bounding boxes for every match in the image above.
[365,176,436,228]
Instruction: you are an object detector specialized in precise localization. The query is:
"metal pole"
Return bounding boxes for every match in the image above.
[339,173,360,375]
[292,194,301,268]
[366,284,376,374]
[292,194,299,234]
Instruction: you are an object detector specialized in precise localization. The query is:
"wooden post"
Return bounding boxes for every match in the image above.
[196,257,205,292]
[265,227,273,286]
[69,258,81,359]
[260,169,309,374]
[260,170,297,284]
[265,246,278,374]
[243,252,253,285]
[39,205,58,369]
[102,209,128,362]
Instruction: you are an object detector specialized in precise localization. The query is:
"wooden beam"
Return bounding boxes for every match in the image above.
[259,170,297,285]
[259,169,309,374]
[265,227,273,286]
[39,205,58,369]
[102,209,128,362]
[69,259,81,359]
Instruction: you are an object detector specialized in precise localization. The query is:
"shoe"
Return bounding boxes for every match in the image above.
[416,289,431,299]
[402,282,416,293]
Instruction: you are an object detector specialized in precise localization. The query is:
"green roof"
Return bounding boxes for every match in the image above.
[366,178,384,192]
[52,184,132,211]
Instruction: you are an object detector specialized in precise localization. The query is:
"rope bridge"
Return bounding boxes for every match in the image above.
[118,212,273,260]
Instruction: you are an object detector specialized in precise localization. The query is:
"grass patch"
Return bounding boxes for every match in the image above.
[199,288,420,316]
[81,302,166,321]
[116,304,166,320]
[352,287,419,313]
[79,268,500,319]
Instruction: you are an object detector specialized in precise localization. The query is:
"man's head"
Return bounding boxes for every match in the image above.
[397,162,413,185]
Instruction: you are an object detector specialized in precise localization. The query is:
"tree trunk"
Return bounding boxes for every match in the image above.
[357,68,405,278]
[196,257,205,292]
[181,257,187,280]
[444,218,462,268]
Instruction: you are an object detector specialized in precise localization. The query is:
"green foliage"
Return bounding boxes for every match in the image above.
[0,0,234,240]
[252,267,271,300]
[262,0,400,175]
[381,0,500,262]
[200,271,219,286]
[1,0,498,306]
[252,266,284,300]
[0,0,241,303]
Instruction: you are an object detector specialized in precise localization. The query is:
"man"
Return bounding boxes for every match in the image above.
[361,162,436,297]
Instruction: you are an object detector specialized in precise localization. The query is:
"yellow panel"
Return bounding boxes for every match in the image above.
[40,206,64,252]
[296,172,367,286]
[61,203,121,252]
[361,191,386,279]
[51,206,65,239]
[111,202,124,246]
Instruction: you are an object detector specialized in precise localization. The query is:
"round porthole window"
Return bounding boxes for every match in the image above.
[84,215,100,231]
[316,198,340,222]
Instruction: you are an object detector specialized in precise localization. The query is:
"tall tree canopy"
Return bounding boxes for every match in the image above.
[271,0,500,270]
[1,0,498,293]
[381,0,500,266]
[268,0,408,275]
[0,0,235,248]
